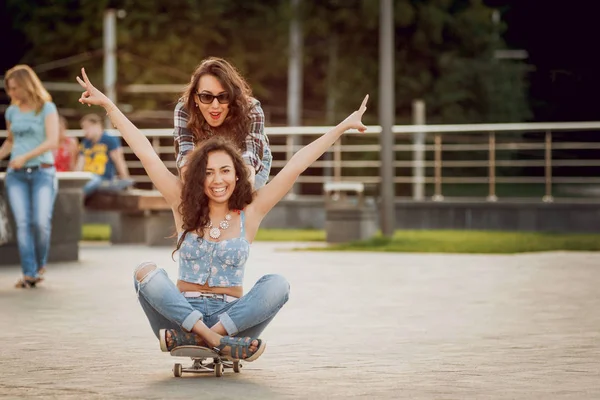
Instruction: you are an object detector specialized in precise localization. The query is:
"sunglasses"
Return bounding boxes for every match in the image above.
[196,92,230,105]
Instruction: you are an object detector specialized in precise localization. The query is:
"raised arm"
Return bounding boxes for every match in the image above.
[249,95,369,218]
[76,68,181,205]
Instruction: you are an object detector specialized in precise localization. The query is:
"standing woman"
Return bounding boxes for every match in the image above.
[0,65,59,288]
[174,57,272,189]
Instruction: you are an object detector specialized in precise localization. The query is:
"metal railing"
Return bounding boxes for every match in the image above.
[2,121,600,202]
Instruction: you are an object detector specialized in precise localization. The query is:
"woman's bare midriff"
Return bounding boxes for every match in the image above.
[177,280,243,299]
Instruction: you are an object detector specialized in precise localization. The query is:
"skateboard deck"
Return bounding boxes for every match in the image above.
[169,345,241,377]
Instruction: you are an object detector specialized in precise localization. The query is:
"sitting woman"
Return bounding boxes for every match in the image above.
[76,68,368,361]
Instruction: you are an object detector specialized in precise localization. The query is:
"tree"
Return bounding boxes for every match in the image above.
[301,0,530,125]
[5,0,289,125]
[6,0,530,125]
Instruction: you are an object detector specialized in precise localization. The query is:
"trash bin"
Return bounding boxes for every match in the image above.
[323,181,378,243]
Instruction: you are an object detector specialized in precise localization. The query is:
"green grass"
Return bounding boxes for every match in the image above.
[254,229,325,242]
[82,224,111,241]
[81,224,325,243]
[81,224,600,254]
[307,230,600,254]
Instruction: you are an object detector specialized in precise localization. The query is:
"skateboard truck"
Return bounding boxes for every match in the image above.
[170,345,242,377]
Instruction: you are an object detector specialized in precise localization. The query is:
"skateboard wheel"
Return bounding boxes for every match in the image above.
[233,361,241,373]
[214,363,223,377]
[173,363,183,377]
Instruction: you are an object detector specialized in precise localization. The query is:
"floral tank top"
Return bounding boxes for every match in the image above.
[178,210,250,287]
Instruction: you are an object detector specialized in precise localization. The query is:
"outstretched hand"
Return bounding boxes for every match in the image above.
[342,94,369,133]
[76,68,111,108]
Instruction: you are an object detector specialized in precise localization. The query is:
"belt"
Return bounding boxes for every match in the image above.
[14,163,54,173]
[182,291,238,303]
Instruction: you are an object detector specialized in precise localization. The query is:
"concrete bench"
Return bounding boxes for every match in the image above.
[85,189,175,247]
[0,171,93,265]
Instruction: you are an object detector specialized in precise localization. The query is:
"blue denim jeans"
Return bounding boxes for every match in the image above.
[83,174,134,198]
[133,264,289,342]
[4,166,58,278]
[254,146,273,190]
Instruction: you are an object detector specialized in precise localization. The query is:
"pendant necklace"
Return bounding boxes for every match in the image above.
[207,212,232,239]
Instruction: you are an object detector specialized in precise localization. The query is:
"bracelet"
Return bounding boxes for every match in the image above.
[105,105,118,115]
[105,105,119,128]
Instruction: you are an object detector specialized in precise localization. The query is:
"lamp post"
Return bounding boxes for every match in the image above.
[103,8,117,129]
[379,0,395,237]
[287,0,303,197]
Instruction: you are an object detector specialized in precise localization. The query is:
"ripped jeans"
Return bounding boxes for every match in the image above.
[133,264,290,341]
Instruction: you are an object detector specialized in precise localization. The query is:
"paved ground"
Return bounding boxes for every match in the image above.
[0,242,599,399]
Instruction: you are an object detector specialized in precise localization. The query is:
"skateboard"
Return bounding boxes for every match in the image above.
[169,345,242,377]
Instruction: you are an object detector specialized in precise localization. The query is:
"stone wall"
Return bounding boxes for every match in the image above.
[83,196,600,234]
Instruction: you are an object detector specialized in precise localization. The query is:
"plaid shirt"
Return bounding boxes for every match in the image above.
[173,98,269,171]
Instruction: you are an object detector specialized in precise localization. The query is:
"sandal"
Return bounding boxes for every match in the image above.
[216,336,266,362]
[15,276,43,289]
[159,328,205,352]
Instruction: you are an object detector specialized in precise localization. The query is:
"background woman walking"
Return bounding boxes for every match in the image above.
[0,65,59,288]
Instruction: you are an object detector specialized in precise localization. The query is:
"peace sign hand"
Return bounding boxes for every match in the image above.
[76,68,111,108]
[341,94,369,133]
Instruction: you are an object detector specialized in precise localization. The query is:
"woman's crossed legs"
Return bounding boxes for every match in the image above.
[133,262,289,360]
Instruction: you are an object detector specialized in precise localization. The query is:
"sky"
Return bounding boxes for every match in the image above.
[485,0,599,121]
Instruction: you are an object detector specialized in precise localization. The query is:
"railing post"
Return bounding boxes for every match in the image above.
[333,138,342,182]
[103,9,117,130]
[487,131,498,202]
[543,130,554,202]
[432,133,444,201]
[287,0,303,198]
[285,134,294,164]
[412,100,426,200]
[379,0,396,237]
[285,134,297,198]
[151,136,160,190]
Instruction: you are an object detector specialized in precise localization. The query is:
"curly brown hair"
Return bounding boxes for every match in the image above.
[181,57,253,151]
[174,137,254,254]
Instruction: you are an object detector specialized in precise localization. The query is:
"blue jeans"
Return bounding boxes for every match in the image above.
[254,146,273,190]
[83,175,134,198]
[133,264,289,341]
[4,166,58,278]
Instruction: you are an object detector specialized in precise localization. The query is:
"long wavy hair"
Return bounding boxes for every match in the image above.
[174,137,254,254]
[181,57,253,150]
[4,65,52,114]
